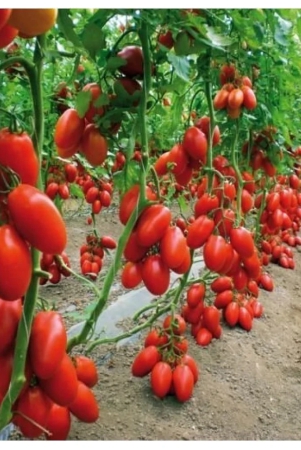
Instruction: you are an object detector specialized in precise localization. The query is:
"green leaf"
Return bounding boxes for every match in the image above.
[82,23,106,59]
[274,13,292,46]
[167,53,190,81]
[106,56,126,71]
[75,91,91,118]
[88,9,115,28]
[57,9,82,49]
[69,183,85,199]
[204,25,233,48]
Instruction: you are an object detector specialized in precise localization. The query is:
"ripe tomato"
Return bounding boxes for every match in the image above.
[0,23,18,49]
[117,45,144,77]
[82,83,105,122]
[214,289,233,309]
[238,306,253,331]
[0,224,32,301]
[213,89,229,109]
[242,86,257,110]
[180,354,199,384]
[223,301,239,327]
[101,236,117,249]
[64,163,78,183]
[232,266,249,291]
[0,298,22,354]
[123,230,148,262]
[160,225,187,269]
[241,188,254,214]
[259,273,274,291]
[0,128,39,186]
[186,283,205,308]
[196,328,213,346]
[183,301,204,325]
[154,151,171,176]
[8,184,67,255]
[150,362,173,398]
[202,306,220,333]
[172,364,194,402]
[68,381,99,423]
[168,143,189,175]
[194,116,220,146]
[158,30,174,49]
[29,311,67,380]
[203,234,228,273]
[194,193,220,217]
[227,88,244,109]
[141,254,170,295]
[121,261,142,289]
[39,353,79,406]
[0,9,11,29]
[8,9,57,37]
[58,183,69,200]
[131,345,161,377]
[81,124,108,167]
[172,336,189,355]
[46,403,71,440]
[186,215,215,249]
[136,204,171,247]
[163,314,186,335]
[172,245,191,274]
[182,126,208,161]
[119,184,156,225]
[144,329,168,348]
[54,108,85,150]
[230,226,254,258]
[13,386,53,439]
[73,355,98,388]
[211,276,232,293]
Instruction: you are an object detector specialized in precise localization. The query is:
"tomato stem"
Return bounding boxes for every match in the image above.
[204,77,215,194]
[230,119,244,226]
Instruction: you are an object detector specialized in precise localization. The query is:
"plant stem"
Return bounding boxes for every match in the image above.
[230,120,243,226]
[204,78,215,194]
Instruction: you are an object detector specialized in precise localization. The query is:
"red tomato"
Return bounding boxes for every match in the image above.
[121,261,142,289]
[211,276,232,293]
[58,183,69,200]
[214,208,235,238]
[182,126,208,160]
[141,254,170,295]
[82,82,105,122]
[123,230,148,262]
[241,188,254,214]
[223,301,239,327]
[160,226,187,269]
[172,364,194,402]
[8,184,67,255]
[180,354,199,384]
[186,215,215,249]
[100,236,117,249]
[0,128,39,186]
[119,184,156,225]
[46,403,71,440]
[54,108,85,150]
[150,362,173,398]
[172,245,191,274]
[0,298,22,354]
[242,86,257,110]
[13,386,53,439]
[154,151,171,176]
[238,306,253,331]
[0,23,18,49]
[64,163,78,183]
[158,30,174,49]
[194,116,221,146]
[131,345,161,377]
[136,204,171,247]
[0,224,32,301]
[29,311,67,380]
[39,353,79,406]
[214,289,233,309]
[73,355,98,388]
[186,283,205,308]
[183,301,204,324]
[196,328,213,346]
[202,306,220,333]
[250,300,264,318]
[117,45,144,77]
[259,273,274,291]
[232,266,249,291]
[230,226,254,258]
[203,234,228,273]
[0,350,13,398]
[68,381,99,423]
[194,193,220,217]
[168,143,189,175]
[213,89,229,109]
[163,314,186,335]
[227,88,244,109]
[144,329,169,348]
[172,336,189,355]
[81,124,108,167]
[46,182,59,199]
[0,9,11,29]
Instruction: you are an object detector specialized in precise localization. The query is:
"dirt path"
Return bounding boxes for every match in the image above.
[8,205,301,441]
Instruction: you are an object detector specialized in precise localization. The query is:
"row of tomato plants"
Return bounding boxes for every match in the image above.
[0,8,301,440]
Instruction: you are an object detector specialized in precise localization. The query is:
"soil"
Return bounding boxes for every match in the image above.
[8,199,301,441]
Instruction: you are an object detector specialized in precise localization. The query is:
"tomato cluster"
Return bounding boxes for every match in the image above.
[45,161,78,201]
[132,314,198,402]
[78,172,113,216]
[39,251,71,285]
[80,234,116,280]
[213,63,257,118]
[0,310,99,439]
